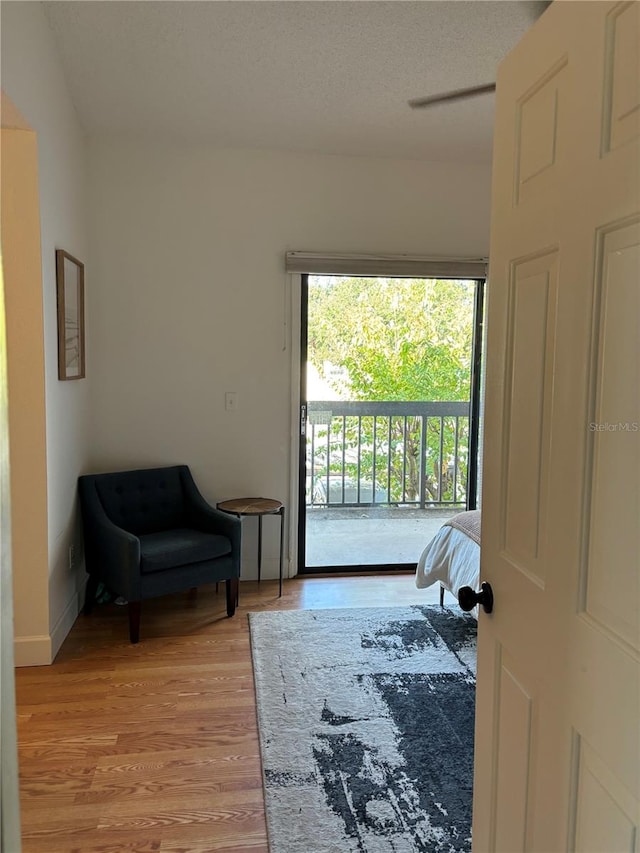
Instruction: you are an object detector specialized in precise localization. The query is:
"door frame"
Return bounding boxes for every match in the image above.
[467,277,485,511]
[295,272,486,575]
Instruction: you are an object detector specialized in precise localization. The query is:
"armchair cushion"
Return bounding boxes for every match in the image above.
[139,528,232,575]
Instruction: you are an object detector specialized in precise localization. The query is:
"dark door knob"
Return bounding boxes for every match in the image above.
[458,582,494,614]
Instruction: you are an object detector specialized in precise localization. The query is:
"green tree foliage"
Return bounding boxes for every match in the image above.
[307,277,476,505]
[308,276,475,402]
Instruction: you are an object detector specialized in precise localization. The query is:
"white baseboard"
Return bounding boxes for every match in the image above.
[15,580,86,667]
[14,634,52,667]
[50,585,83,662]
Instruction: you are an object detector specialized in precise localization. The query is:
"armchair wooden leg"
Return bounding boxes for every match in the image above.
[439,584,445,607]
[129,601,141,644]
[84,575,99,615]
[226,578,238,617]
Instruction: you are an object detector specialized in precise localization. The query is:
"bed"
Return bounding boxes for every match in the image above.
[415,510,481,607]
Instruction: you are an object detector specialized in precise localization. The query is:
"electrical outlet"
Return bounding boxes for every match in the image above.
[68,544,75,569]
[225,392,238,411]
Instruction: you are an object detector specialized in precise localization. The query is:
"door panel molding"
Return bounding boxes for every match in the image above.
[500,249,558,585]
[493,652,536,853]
[602,1,640,154]
[569,735,639,853]
[580,214,640,654]
[514,57,568,206]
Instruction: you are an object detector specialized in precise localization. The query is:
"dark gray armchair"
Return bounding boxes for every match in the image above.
[78,465,241,643]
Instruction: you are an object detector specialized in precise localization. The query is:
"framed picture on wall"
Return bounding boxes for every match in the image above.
[55,249,85,380]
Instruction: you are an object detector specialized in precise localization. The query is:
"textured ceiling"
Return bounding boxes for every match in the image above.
[42,0,548,162]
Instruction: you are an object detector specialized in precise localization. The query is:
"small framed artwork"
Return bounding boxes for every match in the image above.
[55,249,85,380]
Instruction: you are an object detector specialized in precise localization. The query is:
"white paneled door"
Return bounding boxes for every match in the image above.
[475,2,639,851]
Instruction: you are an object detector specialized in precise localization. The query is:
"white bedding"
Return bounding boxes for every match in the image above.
[415,523,480,596]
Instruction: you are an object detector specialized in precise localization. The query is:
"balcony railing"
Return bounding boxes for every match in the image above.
[306,400,470,509]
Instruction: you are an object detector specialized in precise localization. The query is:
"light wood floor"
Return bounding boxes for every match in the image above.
[15,574,443,853]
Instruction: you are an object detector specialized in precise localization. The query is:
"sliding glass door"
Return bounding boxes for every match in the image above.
[299,274,484,573]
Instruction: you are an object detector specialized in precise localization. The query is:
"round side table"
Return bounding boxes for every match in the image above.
[217,498,285,597]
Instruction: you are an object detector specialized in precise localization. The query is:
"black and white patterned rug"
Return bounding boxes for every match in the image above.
[248,605,476,853]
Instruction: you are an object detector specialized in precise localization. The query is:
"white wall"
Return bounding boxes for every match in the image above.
[1,2,91,662]
[88,142,492,577]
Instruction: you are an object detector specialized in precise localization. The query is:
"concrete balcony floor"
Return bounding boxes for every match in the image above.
[305,505,464,568]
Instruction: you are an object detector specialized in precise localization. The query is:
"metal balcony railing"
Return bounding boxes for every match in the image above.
[306,401,470,509]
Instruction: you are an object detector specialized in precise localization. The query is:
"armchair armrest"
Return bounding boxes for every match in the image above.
[179,468,242,572]
[78,477,142,600]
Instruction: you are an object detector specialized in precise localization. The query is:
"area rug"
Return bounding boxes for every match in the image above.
[248,605,476,853]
